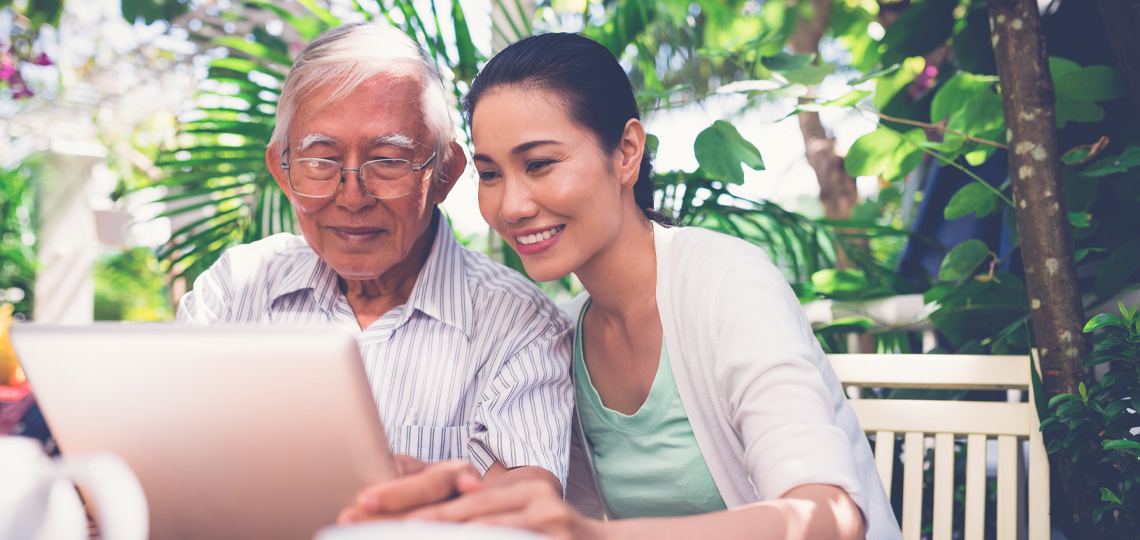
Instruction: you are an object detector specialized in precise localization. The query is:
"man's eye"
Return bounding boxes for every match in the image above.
[302,159,335,169]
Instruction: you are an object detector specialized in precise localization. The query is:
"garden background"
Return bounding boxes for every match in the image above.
[2,0,1139,538]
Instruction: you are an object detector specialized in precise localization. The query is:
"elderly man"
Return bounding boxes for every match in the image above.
[176,22,572,498]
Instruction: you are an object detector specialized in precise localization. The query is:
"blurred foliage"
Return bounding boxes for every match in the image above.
[93,248,172,321]
[0,163,37,318]
[144,0,1140,362]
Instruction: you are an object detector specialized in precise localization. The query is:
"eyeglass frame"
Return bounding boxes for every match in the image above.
[278,149,437,200]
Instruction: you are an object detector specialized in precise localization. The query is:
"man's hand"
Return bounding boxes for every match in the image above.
[337,455,484,524]
[405,479,601,540]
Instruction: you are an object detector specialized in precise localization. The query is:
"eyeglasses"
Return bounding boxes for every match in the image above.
[280,152,436,199]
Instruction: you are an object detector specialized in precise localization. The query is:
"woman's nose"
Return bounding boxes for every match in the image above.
[498,177,539,224]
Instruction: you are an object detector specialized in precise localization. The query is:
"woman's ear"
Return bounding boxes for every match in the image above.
[617,118,646,190]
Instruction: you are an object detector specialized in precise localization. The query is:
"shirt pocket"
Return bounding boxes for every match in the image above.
[387,423,472,463]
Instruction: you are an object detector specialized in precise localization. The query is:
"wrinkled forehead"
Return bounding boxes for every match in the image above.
[288,73,432,150]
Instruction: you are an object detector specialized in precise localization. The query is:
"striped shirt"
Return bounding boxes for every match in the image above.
[175,211,574,485]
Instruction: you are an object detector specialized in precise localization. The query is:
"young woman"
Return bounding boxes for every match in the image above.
[342,33,901,539]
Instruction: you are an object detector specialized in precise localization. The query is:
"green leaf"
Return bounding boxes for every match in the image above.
[1055,65,1126,103]
[1083,348,1122,367]
[213,36,293,66]
[1074,247,1106,263]
[1103,440,1140,451]
[1068,212,1092,228]
[848,64,901,86]
[1085,313,1125,333]
[450,0,479,82]
[1094,238,1140,299]
[825,89,872,108]
[813,316,874,334]
[844,128,924,182]
[1081,146,1140,178]
[1055,96,1105,128]
[693,120,765,184]
[930,73,998,125]
[1049,57,1082,80]
[1103,400,1130,423]
[944,183,997,220]
[939,239,991,281]
[1048,392,1078,409]
[810,269,869,298]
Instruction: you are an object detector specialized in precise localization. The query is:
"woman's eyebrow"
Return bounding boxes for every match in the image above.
[511,140,560,155]
[473,140,562,163]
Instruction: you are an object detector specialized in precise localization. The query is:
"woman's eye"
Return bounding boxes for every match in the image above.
[477,170,500,182]
[526,160,555,173]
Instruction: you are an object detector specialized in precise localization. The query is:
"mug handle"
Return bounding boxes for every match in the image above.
[57,453,148,540]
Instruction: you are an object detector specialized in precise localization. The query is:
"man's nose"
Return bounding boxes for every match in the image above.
[335,168,377,211]
[498,177,539,224]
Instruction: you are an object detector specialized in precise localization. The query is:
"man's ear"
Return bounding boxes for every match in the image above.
[429,140,468,205]
[617,118,646,190]
[266,143,292,199]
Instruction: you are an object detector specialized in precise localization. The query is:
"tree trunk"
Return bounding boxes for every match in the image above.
[986,0,1098,536]
[1095,0,1140,114]
[791,0,859,268]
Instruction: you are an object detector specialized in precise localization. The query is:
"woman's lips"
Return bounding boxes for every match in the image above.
[512,225,565,255]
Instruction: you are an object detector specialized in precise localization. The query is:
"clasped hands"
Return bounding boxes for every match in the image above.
[338,455,599,540]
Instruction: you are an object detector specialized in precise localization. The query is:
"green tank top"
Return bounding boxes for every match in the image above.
[574,300,727,519]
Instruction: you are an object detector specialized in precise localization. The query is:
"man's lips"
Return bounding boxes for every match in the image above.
[329,226,386,240]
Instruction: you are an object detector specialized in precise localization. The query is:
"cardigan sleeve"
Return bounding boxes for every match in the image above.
[705,249,868,515]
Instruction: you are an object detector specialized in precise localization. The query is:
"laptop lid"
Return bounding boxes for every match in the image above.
[11,324,397,540]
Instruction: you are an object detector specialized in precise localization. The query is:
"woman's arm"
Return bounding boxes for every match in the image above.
[406,480,865,540]
[605,484,864,540]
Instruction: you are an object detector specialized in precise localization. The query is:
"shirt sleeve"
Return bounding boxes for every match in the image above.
[709,250,867,514]
[467,321,574,489]
[174,251,234,325]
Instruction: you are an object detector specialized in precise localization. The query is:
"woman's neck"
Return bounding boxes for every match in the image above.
[575,210,658,325]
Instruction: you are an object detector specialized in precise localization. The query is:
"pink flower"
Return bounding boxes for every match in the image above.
[11,83,34,99]
[0,53,15,81]
[907,65,940,101]
[32,53,52,66]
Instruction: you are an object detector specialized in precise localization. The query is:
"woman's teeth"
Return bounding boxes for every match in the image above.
[516,225,564,245]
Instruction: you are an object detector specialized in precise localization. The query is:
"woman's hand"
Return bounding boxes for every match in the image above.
[406,479,603,540]
[337,455,484,524]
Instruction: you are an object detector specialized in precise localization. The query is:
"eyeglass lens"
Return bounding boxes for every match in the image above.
[288,158,415,198]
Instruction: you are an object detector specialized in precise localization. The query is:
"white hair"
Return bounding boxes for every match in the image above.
[270,22,455,178]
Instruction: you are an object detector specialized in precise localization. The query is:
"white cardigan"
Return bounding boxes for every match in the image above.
[564,224,901,539]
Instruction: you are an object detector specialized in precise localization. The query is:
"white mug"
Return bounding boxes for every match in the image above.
[0,436,148,540]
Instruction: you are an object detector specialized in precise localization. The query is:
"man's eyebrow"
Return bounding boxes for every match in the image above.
[474,140,561,163]
[297,133,335,151]
[370,134,417,150]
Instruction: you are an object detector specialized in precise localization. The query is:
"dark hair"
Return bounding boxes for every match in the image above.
[462,32,672,225]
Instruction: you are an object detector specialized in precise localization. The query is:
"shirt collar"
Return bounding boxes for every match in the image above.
[267,209,474,337]
[267,245,342,315]
[403,209,474,338]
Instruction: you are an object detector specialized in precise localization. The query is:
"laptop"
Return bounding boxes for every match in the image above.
[10,324,398,540]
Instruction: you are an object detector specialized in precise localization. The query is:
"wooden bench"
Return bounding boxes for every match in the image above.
[828,353,1049,540]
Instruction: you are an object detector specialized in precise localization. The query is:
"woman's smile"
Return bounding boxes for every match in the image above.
[512,224,566,255]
